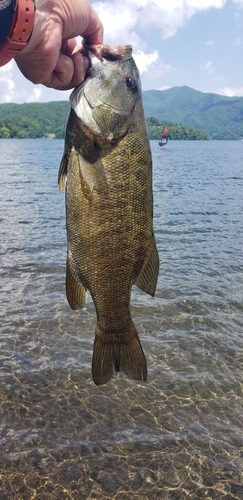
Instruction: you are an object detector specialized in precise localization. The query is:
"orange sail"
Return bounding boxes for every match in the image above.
[161,126,168,139]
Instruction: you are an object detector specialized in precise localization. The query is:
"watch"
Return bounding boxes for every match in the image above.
[0,0,35,66]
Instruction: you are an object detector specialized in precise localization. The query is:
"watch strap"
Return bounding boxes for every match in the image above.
[0,0,35,66]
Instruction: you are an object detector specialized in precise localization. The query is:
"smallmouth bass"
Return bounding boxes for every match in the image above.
[58,43,159,385]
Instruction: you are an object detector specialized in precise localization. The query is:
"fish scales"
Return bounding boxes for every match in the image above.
[59,44,159,385]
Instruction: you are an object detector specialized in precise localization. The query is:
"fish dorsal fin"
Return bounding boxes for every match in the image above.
[78,154,109,198]
[135,235,159,297]
[66,252,87,310]
[58,152,68,192]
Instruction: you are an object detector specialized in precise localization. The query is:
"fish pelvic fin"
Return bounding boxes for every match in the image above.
[135,235,159,297]
[66,252,87,310]
[78,154,109,198]
[92,323,147,385]
[58,152,68,192]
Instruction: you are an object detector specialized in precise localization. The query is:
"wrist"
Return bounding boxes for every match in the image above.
[18,0,62,54]
[0,0,35,66]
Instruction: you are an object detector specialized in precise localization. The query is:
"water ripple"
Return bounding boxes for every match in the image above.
[0,139,243,499]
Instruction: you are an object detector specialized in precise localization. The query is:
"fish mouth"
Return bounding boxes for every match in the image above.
[83,42,133,64]
[76,43,133,94]
[79,43,135,114]
[82,42,133,83]
[70,42,137,139]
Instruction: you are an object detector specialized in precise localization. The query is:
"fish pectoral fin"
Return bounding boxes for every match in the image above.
[79,155,109,198]
[66,253,87,310]
[58,152,68,192]
[135,235,159,297]
[92,323,147,386]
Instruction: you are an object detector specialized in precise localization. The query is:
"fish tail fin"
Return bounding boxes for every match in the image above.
[92,323,147,385]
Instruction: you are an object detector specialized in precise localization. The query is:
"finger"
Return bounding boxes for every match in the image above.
[61,38,80,57]
[62,2,103,45]
[66,51,89,89]
[46,52,89,90]
[83,23,103,45]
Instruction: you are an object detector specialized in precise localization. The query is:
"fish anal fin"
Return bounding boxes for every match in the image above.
[92,323,147,385]
[135,235,159,296]
[66,252,87,310]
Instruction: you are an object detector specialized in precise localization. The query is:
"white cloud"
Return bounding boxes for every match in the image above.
[232,0,243,7]
[0,62,16,103]
[0,76,15,103]
[234,37,243,44]
[0,61,46,103]
[133,50,159,74]
[92,1,145,48]
[0,60,14,73]
[210,75,224,81]
[0,1,240,103]
[205,39,215,45]
[92,0,227,87]
[93,0,228,42]
[204,60,214,73]
[216,86,243,96]
[26,87,42,103]
[133,50,173,90]
[147,60,173,79]
[0,61,30,102]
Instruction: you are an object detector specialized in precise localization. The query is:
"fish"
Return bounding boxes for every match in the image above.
[58,43,159,385]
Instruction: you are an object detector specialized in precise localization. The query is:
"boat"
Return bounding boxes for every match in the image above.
[159,125,168,147]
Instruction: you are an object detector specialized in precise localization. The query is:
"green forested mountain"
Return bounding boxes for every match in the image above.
[143,86,243,139]
[0,85,242,140]
[0,100,208,140]
[0,101,69,139]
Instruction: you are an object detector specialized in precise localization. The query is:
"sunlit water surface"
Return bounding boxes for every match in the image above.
[0,139,243,499]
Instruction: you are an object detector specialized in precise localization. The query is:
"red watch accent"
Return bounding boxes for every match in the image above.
[0,0,35,66]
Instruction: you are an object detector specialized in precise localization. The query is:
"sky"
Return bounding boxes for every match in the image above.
[1,0,243,103]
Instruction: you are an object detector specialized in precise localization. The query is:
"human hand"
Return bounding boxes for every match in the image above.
[15,0,103,90]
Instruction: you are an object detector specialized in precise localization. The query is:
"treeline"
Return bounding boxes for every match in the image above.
[0,101,209,140]
[146,117,209,140]
[0,102,69,139]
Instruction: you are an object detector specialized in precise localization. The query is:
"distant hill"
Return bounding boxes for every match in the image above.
[0,101,69,139]
[0,99,207,140]
[143,86,243,139]
[0,86,243,139]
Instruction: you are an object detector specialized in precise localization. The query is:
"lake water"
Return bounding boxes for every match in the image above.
[0,139,242,499]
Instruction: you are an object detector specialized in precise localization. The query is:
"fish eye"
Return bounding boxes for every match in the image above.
[126,76,137,89]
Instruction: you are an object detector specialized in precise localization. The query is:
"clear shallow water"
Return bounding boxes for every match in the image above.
[0,139,243,499]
